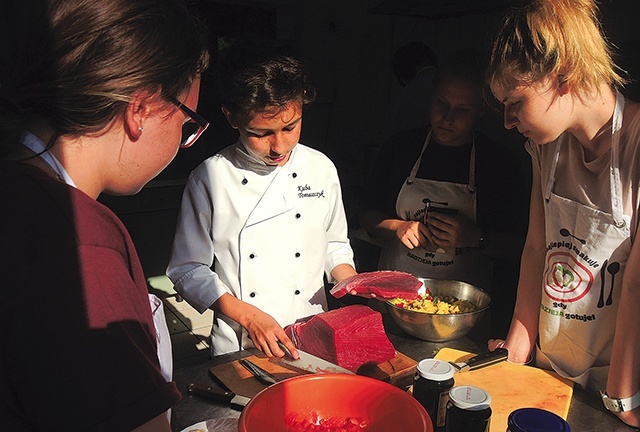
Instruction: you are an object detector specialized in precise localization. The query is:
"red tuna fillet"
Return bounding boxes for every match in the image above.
[285,305,396,372]
[329,270,423,300]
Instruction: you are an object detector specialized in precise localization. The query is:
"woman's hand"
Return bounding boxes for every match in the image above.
[395,220,433,249]
[426,212,482,249]
[487,338,505,352]
[487,336,532,365]
[616,408,640,428]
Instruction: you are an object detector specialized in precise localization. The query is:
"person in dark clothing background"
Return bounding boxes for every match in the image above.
[360,49,530,337]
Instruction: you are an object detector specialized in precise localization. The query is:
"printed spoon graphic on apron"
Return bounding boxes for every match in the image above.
[597,259,608,309]
[559,228,586,245]
[606,261,620,306]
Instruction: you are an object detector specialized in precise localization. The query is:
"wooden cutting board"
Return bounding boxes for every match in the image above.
[209,351,417,399]
[434,348,574,432]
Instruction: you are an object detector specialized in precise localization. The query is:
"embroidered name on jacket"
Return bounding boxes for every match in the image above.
[298,184,325,198]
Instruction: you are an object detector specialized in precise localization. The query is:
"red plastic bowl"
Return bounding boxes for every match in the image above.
[238,374,432,432]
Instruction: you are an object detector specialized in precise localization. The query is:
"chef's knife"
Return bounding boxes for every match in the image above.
[188,382,250,407]
[239,358,278,385]
[276,341,355,374]
[450,348,508,373]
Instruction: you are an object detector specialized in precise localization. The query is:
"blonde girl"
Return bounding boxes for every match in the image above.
[487,0,640,427]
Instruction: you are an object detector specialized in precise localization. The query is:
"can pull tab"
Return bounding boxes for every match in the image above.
[422,198,449,223]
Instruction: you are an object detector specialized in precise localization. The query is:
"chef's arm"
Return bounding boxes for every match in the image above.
[331,263,357,283]
[501,165,546,364]
[212,293,299,360]
[359,208,431,250]
[606,237,640,428]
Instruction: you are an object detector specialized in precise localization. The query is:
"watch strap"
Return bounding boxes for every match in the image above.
[600,389,640,412]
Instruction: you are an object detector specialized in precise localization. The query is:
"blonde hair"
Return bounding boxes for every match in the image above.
[487,0,625,96]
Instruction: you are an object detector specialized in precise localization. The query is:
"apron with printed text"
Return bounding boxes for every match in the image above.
[537,92,631,391]
[378,130,491,289]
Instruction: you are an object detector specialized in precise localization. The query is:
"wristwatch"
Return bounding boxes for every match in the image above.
[600,389,640,412]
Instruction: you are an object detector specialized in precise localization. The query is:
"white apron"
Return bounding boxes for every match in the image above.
[537,92,631,391]
[378,130,491,290]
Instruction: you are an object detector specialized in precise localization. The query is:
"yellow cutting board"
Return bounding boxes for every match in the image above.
[434,348,574,432]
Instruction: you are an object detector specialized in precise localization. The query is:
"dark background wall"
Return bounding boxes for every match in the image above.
[95,0,640,278]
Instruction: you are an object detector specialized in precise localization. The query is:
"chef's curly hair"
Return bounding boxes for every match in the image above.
[487,0,626,99]
[216,38,316,119]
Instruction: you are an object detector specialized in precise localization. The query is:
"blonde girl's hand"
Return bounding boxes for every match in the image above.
[487,338,505,351]
[487,338,532,365]
[617,407,640,428]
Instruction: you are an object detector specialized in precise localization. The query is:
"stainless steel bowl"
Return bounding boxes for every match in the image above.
[385,278,490,342]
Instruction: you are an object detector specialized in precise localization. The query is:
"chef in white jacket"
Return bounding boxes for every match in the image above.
[167,40,357,358]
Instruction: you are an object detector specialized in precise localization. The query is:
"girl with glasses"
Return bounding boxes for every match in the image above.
[0,0,209,430]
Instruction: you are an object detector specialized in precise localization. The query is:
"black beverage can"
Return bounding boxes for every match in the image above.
[445,385,491,432]
[413,358,455,432]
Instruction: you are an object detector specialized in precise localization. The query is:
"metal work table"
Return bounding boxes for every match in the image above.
[170,307,637,432]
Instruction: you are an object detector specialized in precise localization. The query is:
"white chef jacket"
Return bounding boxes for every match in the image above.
[167,142,355,355]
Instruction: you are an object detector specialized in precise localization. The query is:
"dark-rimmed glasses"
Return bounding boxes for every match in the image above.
[168,96,209,148]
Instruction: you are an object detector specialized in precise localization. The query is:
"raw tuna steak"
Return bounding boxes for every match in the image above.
[285,305,396,372]
[329,270,423,300]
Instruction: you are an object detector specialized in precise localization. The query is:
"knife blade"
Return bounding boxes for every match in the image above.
[188,382,251,407]
[239,358,278,385]
[450,348,508,373]
[276,341,355,375]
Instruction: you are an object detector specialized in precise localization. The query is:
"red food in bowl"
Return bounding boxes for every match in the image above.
[238,374,432,432]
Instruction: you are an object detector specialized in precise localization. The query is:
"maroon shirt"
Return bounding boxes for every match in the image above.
[0,161,181,431]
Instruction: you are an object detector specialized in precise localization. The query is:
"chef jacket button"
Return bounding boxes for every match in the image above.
[241,178,248,185]
[294,290,301,295]
[295,252,301,257]
[292,172,297,178]
[295,213,301,219]
[249,253,255,259]
[250,292,256,298]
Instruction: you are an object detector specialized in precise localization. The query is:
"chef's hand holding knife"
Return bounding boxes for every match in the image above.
[213,292,300,359]
[211,264,363,359]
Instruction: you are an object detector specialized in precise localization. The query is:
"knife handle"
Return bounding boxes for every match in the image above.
[188,382,234,403]
[467,347,509,370]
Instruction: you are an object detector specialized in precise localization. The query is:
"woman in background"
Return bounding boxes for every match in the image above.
[167,40,358,359]
[360,50,528,336]
[487,0,640,427]
[0,0,209,430]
